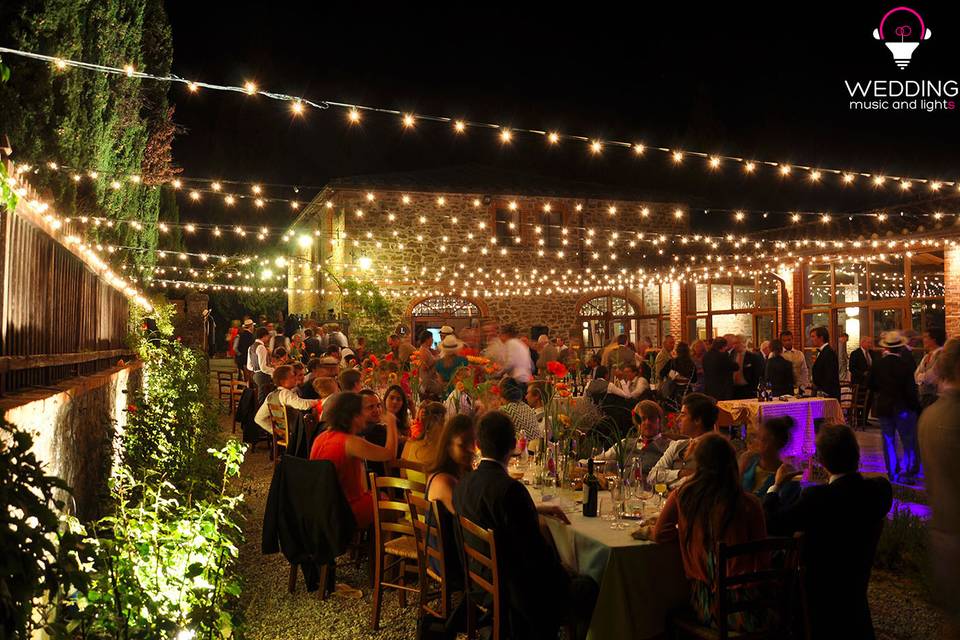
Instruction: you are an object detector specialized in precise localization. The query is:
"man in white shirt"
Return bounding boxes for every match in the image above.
[325,324,349,349]
[500,324,533,384]
[647,392,717,489]
[247,327,276,405]
[254,365,319,434]
[915,327,946,408]
[607,363,650,399]
[778,330,809,390]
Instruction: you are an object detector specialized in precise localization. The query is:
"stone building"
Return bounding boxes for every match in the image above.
[288,166,958,357]
[287,165,687,349]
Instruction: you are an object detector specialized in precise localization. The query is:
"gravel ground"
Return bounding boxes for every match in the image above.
[234,440,419,640]
[224,412,947,640]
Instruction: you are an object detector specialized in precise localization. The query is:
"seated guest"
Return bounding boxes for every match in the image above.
[648,393,717,489]
[739,416,800,503]
[764,423,893,640]
[499,377,542,442]
[400,401,447,485]
[339,368,363,394]
[425,414,477,592]
[606,363,650,399]
[763,340,795,396]
[290,362,305,393]
[654,433,768,631]
[581,354,600,379]
[300,358,323,398]
[358,390,400,478]
[453,411,598,639]
[254,365,319,434]
[271,346,290,367]
[524,380,547,434]
[310,392,398,529]
[659,341,698,400]
[598,400,670,476]
[584,365,611,403]
[311,377,339,422]
[382,384,411,440]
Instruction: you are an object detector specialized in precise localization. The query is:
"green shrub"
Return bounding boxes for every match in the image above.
[874,505,933,593]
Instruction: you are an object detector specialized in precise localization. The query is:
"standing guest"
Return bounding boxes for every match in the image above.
[919,338,960,639]
[435,335,469,395]
[235,319,256,383]
[499,378,542,442]
[354,336,368,363]
[778,331,810,390]
[809,326,841,400]
[838,332,851,383]
[556,336,570,367]
[400,401,447,485]
[283,313,300,342]
[326,324,349,349]
[310,392,398,529]
[303,328,322,361]
[702,336,739,401]
[439,325,456,342]
[271,346,290,367]
[870,331,921,483]
[758,340,771,359]
[606,363,649,400]
[425,414,477,595]
[598,400,670,476]
[522,336,539,380]
[653,334,676,386]
[654,433,768,632]
[763,340,795,396]
[270,326,290,355]
[225,320,240,359]
[387,333,416,366]
[453,411,598,639]
[499,324,534,386]
[247,327,276,406]
[383,384,411,440]
[254,365,319,434]
[915,327,947,410]
[536,335,560,376]
[764,423,892,640]
[731,335,764,399]
[415,330,443,399]
[690,340,707,392]
[659,341,697,401]
[604,334,638,369]
[739,416,800,503]
[648,393,718,489]
[849,335,875,387]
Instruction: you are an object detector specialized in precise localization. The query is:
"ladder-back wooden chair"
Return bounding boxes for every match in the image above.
[407,492,452,622]
[458,514,502,640]
[369,472,426,630]
[266,392,289,466]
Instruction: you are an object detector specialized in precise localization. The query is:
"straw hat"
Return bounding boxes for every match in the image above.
[242,319,254,328]
[440,325,455,336]
[440,334,464,356]
[879,331,908,349]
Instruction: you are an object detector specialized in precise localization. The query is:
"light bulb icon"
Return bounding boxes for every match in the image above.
[873,6,931,70]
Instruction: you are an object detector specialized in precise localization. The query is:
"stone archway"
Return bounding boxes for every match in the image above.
[404,295,489,344]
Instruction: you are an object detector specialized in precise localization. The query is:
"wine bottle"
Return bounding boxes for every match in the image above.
[582,458,600,517]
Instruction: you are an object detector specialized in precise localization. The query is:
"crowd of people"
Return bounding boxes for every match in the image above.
[238,311,957,639]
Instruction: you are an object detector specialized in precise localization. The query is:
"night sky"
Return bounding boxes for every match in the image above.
[165,3,960,233]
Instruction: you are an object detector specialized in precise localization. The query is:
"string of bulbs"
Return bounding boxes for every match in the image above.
[2,45,959,195]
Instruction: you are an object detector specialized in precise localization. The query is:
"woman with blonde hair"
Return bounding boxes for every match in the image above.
[400,401,447,484]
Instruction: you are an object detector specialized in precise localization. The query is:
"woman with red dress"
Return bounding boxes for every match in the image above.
[309,391,398,528]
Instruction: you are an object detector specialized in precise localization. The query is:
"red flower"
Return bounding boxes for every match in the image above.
[384,352,394,361]
[490,385,501,396]
[411,368,419,377]
[370,354,380,366]
[460,346,479,357]
[546,361,568,378]
[127,404,137,413]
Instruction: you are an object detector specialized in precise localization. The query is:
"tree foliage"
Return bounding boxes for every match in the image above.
[341,278,403,353]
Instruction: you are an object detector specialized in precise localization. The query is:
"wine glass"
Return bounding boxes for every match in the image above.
[654,482,668,509]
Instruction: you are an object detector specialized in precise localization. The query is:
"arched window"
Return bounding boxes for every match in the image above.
[577,294,642,351]
[409,296,484,344]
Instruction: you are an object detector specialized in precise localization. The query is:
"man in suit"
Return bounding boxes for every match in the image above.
[764,423,892,640]
[702,336,739,400]
[849,335,875,387]
[809,326,841,400]
[453,411,598,639]
[731,334,764,399]
[763,339,795,396]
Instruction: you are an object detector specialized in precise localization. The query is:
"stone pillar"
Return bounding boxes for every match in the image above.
[944,245,960,337]
[287,241,320,315]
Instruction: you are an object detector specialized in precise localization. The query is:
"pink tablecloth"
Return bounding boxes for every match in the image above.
[717,397,845,460]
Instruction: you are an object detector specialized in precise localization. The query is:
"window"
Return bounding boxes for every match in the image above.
[411,297,481,318]
[542,210,563,249]
[577,294,668,351]
[834,262,868,305]
[869,257,904,301]
[495,207,518,245]
[806,263,831,306]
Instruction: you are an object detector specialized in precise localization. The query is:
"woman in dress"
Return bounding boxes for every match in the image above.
[425,413,477,591]
[654,433,768,631]
[309,392,398,529]
[740,416,801,504]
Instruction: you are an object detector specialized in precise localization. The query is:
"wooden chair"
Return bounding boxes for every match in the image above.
[458,514,502,640]
[370,472,426,631]
[671,533,807,640]
[230,379,247,432]
[392,457,427,485]
[266,392,289,466]
[407,492,451,621]
[216,370,234,413]
[850,384,871,431]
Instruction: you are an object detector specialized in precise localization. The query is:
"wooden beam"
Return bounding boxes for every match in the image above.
[0,349,133,373]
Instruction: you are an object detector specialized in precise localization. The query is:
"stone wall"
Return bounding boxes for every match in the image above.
[2,363,142,520]
[292,188,687,338]
[945,246,960,337]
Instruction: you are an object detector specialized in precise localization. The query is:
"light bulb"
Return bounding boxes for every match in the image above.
[873,7,931,70]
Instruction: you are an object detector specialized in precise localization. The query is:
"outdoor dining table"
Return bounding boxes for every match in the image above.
[526,485,689,639]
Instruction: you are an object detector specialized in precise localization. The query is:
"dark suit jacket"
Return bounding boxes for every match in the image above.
[453,460,570,639]
[303,337,322,360]
[742,350,765,389]
[869,352,921,417]
[764,473,892,640]
[848,347,873,387]
[764,354,795,396]
[703,349,739,400]
[811,345,841,399]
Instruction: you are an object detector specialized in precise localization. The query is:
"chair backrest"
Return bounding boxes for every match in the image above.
[407,492,447,616]
[458,514,501,640]
[394,457,427,485]
[266,392,289,444]
[715,532,805,639]
[369,472,426,540]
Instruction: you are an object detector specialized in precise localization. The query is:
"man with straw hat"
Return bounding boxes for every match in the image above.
[436,334,468,395]
[870,330,921,483]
